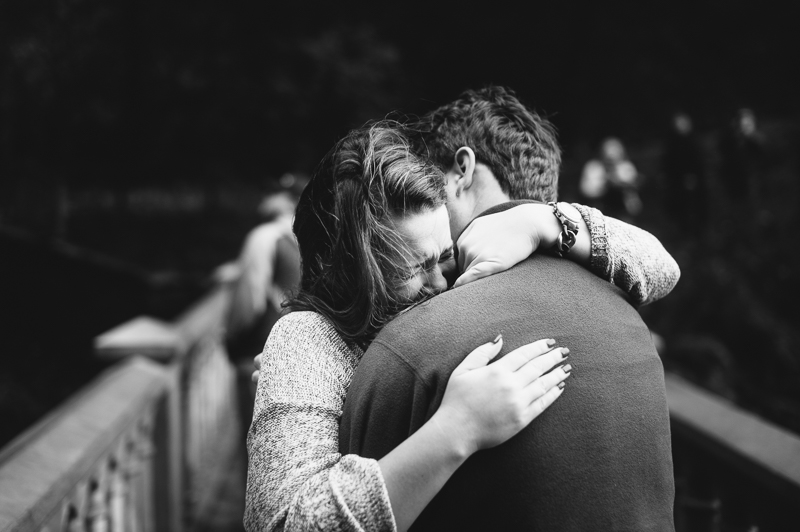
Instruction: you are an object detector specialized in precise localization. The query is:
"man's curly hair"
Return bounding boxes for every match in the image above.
[421,86,561,202]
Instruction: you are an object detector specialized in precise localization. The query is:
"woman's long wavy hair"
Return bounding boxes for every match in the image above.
[287,121,446,347]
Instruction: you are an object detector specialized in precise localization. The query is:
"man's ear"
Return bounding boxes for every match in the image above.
[452,146,476,191]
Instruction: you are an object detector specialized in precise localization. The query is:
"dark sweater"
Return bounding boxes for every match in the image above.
[340,253,675,531]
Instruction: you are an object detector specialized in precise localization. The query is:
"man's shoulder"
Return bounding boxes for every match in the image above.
[370,255,631,365]
[379,254,626,328]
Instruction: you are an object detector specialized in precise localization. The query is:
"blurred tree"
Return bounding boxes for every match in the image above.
[261,24,408,171]
[0,0,408,194]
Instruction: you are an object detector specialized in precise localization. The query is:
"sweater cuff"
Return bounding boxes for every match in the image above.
[571,203,611,281]
[330,456,397,532]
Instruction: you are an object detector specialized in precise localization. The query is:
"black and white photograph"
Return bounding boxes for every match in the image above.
[1,1,798,531]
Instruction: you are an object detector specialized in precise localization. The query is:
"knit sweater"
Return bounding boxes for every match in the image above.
[244,206,680,532]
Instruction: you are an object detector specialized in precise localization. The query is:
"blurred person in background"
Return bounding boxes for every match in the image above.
[225,173,307,443]
[580,137,643,220]
[663,111,708,235]
[226,173,306,371]
[719,108,766,204]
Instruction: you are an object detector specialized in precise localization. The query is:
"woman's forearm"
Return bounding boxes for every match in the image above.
[571,203,680,305]
[455,202,678,305]
[453,202,591,287]
[377,337,568,532]
[522,202,680,305]
[378,412,470,532]
[554,202,591,265]
[521,202,591,265]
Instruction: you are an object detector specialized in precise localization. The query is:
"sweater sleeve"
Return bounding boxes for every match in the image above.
[244,312,397,532]
[571,203,681,306]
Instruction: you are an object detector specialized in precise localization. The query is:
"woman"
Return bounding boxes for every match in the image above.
[245,122,678,532]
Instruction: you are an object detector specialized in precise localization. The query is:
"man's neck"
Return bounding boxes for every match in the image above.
[468,164,510,220]
[470,191,510,219]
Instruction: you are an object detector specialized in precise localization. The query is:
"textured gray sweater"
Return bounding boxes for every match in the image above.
[244,205,680,532]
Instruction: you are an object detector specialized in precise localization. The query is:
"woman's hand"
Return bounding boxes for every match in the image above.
[454,203,590,287]
[454,206,546,287]
[434,336,571,456]
[378,336,570,532]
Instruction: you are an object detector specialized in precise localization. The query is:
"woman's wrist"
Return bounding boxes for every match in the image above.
[526,202,590,263]
[524,203,562,249]
[554,202,583,227]
[379,407,474,532]
[556,203,591,264]
[428,407,477,462]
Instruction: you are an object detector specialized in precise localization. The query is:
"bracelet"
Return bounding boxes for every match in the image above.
[548,202,580,257]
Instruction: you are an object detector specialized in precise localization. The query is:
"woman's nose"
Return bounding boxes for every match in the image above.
[423,267,449,294]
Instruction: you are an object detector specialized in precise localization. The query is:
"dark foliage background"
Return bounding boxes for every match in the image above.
[1,0,798,446]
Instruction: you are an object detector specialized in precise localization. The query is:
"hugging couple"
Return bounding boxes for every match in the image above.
[245,86,680,532]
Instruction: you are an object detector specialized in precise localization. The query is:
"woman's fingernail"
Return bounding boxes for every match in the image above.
[558,381,566,389]
[561,347,570,356]
[546,339,556,347]
[492,334,503,344]
[562,364,573,374]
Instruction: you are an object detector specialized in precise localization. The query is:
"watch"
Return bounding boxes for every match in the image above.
[547,202,580,257]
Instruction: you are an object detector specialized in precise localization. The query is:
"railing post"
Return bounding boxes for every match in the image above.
[165,365,184,532]
[94,317,185,532]
[173,283,243,528]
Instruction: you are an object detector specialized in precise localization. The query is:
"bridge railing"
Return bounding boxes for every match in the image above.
[0,263,244,532]
[0,357,172,532]
[667,373,800,531]
[92,266,243,531]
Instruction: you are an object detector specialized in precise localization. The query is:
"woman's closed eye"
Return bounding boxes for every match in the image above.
[437,247,455,267]
[399,246,456,289]
[422,246,454,272]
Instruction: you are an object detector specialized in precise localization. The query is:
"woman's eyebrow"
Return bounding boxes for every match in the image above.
[420,245,454,270]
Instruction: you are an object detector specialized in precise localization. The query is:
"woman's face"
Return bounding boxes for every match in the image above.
[392,205,456,303]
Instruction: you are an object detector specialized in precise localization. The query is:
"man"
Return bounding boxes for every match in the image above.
[338,87,676,531]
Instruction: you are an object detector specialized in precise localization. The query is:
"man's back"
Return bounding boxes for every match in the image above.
[340,254,674,531]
